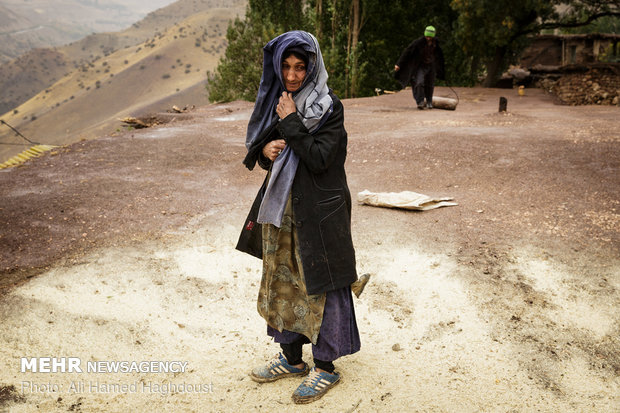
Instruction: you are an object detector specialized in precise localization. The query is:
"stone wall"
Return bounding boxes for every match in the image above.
[537,65,620,106]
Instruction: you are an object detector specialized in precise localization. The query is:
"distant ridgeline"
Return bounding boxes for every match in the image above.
[0,0,178,64]
[0,0,246,165]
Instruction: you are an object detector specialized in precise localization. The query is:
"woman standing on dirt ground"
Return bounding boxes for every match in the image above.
[235,30,369,404]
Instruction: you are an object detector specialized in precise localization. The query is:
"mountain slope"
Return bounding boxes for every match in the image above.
[0,0,177,64]
[0,49,70,117]
[0,6,244,162]
[0,0,245,115]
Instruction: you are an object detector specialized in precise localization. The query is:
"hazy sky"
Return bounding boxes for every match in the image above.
[0,0,182,32]
[114,0,179,15]
[0,0,180,19]
[0,0,185,58]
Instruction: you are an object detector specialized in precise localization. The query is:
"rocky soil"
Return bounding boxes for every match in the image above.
[0,86,618,412]
[538,64,620,106]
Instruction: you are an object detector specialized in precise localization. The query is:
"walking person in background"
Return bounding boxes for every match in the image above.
[394,25,446,110]
[236,30,366,404]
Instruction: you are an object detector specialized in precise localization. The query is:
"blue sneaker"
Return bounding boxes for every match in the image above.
[250,353,309,383]
[292,367,340,404]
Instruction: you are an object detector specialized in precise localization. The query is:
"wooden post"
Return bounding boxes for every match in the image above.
[499,97,508,112]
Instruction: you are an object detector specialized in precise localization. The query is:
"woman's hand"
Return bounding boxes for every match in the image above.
[262,139,286,162]
[276,92,296,119]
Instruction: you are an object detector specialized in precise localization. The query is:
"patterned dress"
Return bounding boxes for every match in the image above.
[258,195,326,345]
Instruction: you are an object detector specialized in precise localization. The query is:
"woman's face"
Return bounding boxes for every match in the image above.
[282,54,307,92]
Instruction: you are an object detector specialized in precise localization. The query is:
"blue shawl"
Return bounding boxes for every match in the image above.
[246,31,332,227]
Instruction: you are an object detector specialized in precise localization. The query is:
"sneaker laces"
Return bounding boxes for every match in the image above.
[301,368,322,387]
[268,353,284,369]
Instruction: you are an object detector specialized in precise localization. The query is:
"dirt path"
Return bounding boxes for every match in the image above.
[0,87,618,412]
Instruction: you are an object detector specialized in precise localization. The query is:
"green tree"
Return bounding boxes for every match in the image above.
[250,0,309,31]
[206,14,270,102]
[562,15,620,34]
[208,0,620,101]
[451,0,620,87]
[308,0,465,96]
[352,0,468,93]
[206,1,310,102]
[308,0,367,98]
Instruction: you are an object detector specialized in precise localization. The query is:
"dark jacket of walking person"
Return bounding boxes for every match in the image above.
[394,25,445,109]
[236,30,361,405]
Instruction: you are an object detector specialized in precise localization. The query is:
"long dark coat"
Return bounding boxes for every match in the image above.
[394,36,445,88]
[236,92,358,295]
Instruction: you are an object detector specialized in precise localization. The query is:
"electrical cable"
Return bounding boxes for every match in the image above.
[446,84,459,106]
[0,142,37,146]
[0,119,40,145]
[0,120,57,169]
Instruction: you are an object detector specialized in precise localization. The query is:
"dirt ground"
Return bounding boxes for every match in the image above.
[0,86,618,412]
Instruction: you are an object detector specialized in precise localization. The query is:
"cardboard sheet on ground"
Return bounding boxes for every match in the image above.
[357,189,458,211]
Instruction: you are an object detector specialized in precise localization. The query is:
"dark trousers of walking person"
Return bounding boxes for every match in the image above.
[411,64,435,106]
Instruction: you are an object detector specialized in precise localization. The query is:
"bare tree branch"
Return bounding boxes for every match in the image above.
[539,11,620,31]
[511,10,620,43]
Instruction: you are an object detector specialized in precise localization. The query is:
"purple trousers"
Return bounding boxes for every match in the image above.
[267,286,360,362]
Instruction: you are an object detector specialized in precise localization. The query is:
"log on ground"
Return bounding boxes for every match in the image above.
[431,96,457,110]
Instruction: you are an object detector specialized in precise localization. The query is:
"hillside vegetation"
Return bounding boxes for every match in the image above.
[0,0,245,163]
[0,0,245,115]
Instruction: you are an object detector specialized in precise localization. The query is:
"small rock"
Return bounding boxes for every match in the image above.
[392,343,402,351]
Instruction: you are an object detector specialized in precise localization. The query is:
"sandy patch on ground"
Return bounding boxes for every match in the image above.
[1,87,618,411]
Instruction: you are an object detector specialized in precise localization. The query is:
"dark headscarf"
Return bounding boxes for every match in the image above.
[245,31,331,150]
[246,31,332,227]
